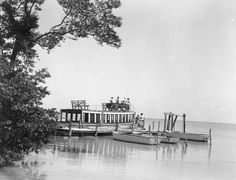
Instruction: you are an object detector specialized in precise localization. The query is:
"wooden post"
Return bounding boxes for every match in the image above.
[152,121,155,130]
[172,115,178,131]
[65,113,68,122]
[164,113,166,132]
[167,114,171,131]
[75,113,78,122]
[115,122,119,131]
[209,129,212,145]
[148,125,151,134]
[78,115,81,129]
[60,110,62,122]
[156,128,159,146]
[131,121,134,131]
[158,121,160,132]
[69,113,72,138]
[185,139,188,147]
[95,123,98,136]
[183,113,186,133]
[171,114,173,132]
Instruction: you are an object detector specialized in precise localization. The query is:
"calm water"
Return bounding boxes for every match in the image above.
[1,119,236,180]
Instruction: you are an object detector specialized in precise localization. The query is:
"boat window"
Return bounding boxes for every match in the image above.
[96,114,100,123]
[84,113,89,123]
[61,112,66,122]
[111,114,114,123]
[115,114,118,123]
[101,114,105,123]
[132,114,134,121]
[77,114,81,122]
[72,113,76,121]
[90,113,95,123]
[106,114,110,123]
[119,114,122,123]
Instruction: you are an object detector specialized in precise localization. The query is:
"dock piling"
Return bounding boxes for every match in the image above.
[95,123,98,136]
[209,129,212,145]
[183,113,186,133]
[69,118,72,138]
[152,121,155,130]
[164,113,167,132]
[148,125,151,135]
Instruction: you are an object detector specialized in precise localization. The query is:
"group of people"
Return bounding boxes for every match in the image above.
[105,96,131,111]
[110,96,130,105]
[135,113,145,123]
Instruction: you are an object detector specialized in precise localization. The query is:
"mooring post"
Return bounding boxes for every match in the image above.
[164,113,167,132]
[185,139,188,147]
[167,113,171,131]
[95,123,98,136]
[115,122,119,131]
[156,128,159,145]
[152,121,155,130]
[158,121,160,132]
[68,114,72,138]
[171,114,174,132]
[209,129,212,145]
[183,113,186,133]
[148,125,151,135]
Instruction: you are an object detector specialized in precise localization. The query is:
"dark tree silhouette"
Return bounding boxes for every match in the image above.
[0,0,122,166]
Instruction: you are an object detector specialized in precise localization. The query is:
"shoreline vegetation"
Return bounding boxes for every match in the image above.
[0,0,122,167]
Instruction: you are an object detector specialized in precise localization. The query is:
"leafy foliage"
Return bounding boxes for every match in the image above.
[0,0,122,166]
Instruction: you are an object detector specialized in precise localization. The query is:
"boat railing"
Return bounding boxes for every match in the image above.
[88,105,103,111]
[86,104,135,112]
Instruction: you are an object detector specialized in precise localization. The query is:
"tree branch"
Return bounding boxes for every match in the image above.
[34,13,71,42]
[16,2,24,12]
[24,0,30,17]
[29,0,37,15]
[49,13,69,32]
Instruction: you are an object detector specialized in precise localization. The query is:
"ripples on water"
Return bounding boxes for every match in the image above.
[0,121,236,180]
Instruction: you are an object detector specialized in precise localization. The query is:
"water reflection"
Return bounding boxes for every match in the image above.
[48,136,157,162]
[0,136,213,180]
[46,136,212,162]
[1,161,47,180]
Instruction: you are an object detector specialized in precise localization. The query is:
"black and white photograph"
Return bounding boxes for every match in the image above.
[0,0,236,180]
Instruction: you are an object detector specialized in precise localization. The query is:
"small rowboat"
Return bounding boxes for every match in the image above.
[112,131,161,145]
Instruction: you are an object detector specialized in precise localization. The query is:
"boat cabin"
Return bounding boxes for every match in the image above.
[58,100,135,125]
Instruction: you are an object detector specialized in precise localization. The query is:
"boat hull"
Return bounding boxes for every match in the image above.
[164,132,209,142]
[55,122,136,137]
[112,131,160,145]
[159,136,179,144]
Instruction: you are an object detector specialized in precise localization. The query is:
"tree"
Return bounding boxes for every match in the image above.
[0,0,122,166]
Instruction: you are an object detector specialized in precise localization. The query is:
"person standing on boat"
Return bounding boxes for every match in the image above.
[135,115,140,123]
[110,97,114,103]
[140,113,145,121]
[116,96,120,104]
[126,98,130,110]
[139,113,145,128]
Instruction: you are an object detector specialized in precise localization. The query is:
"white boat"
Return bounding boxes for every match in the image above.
[132,131,179,144]
[112,131,161,145]
[56,98,141,136]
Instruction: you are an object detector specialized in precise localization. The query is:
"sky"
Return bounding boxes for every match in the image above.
[36,0,236,124]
